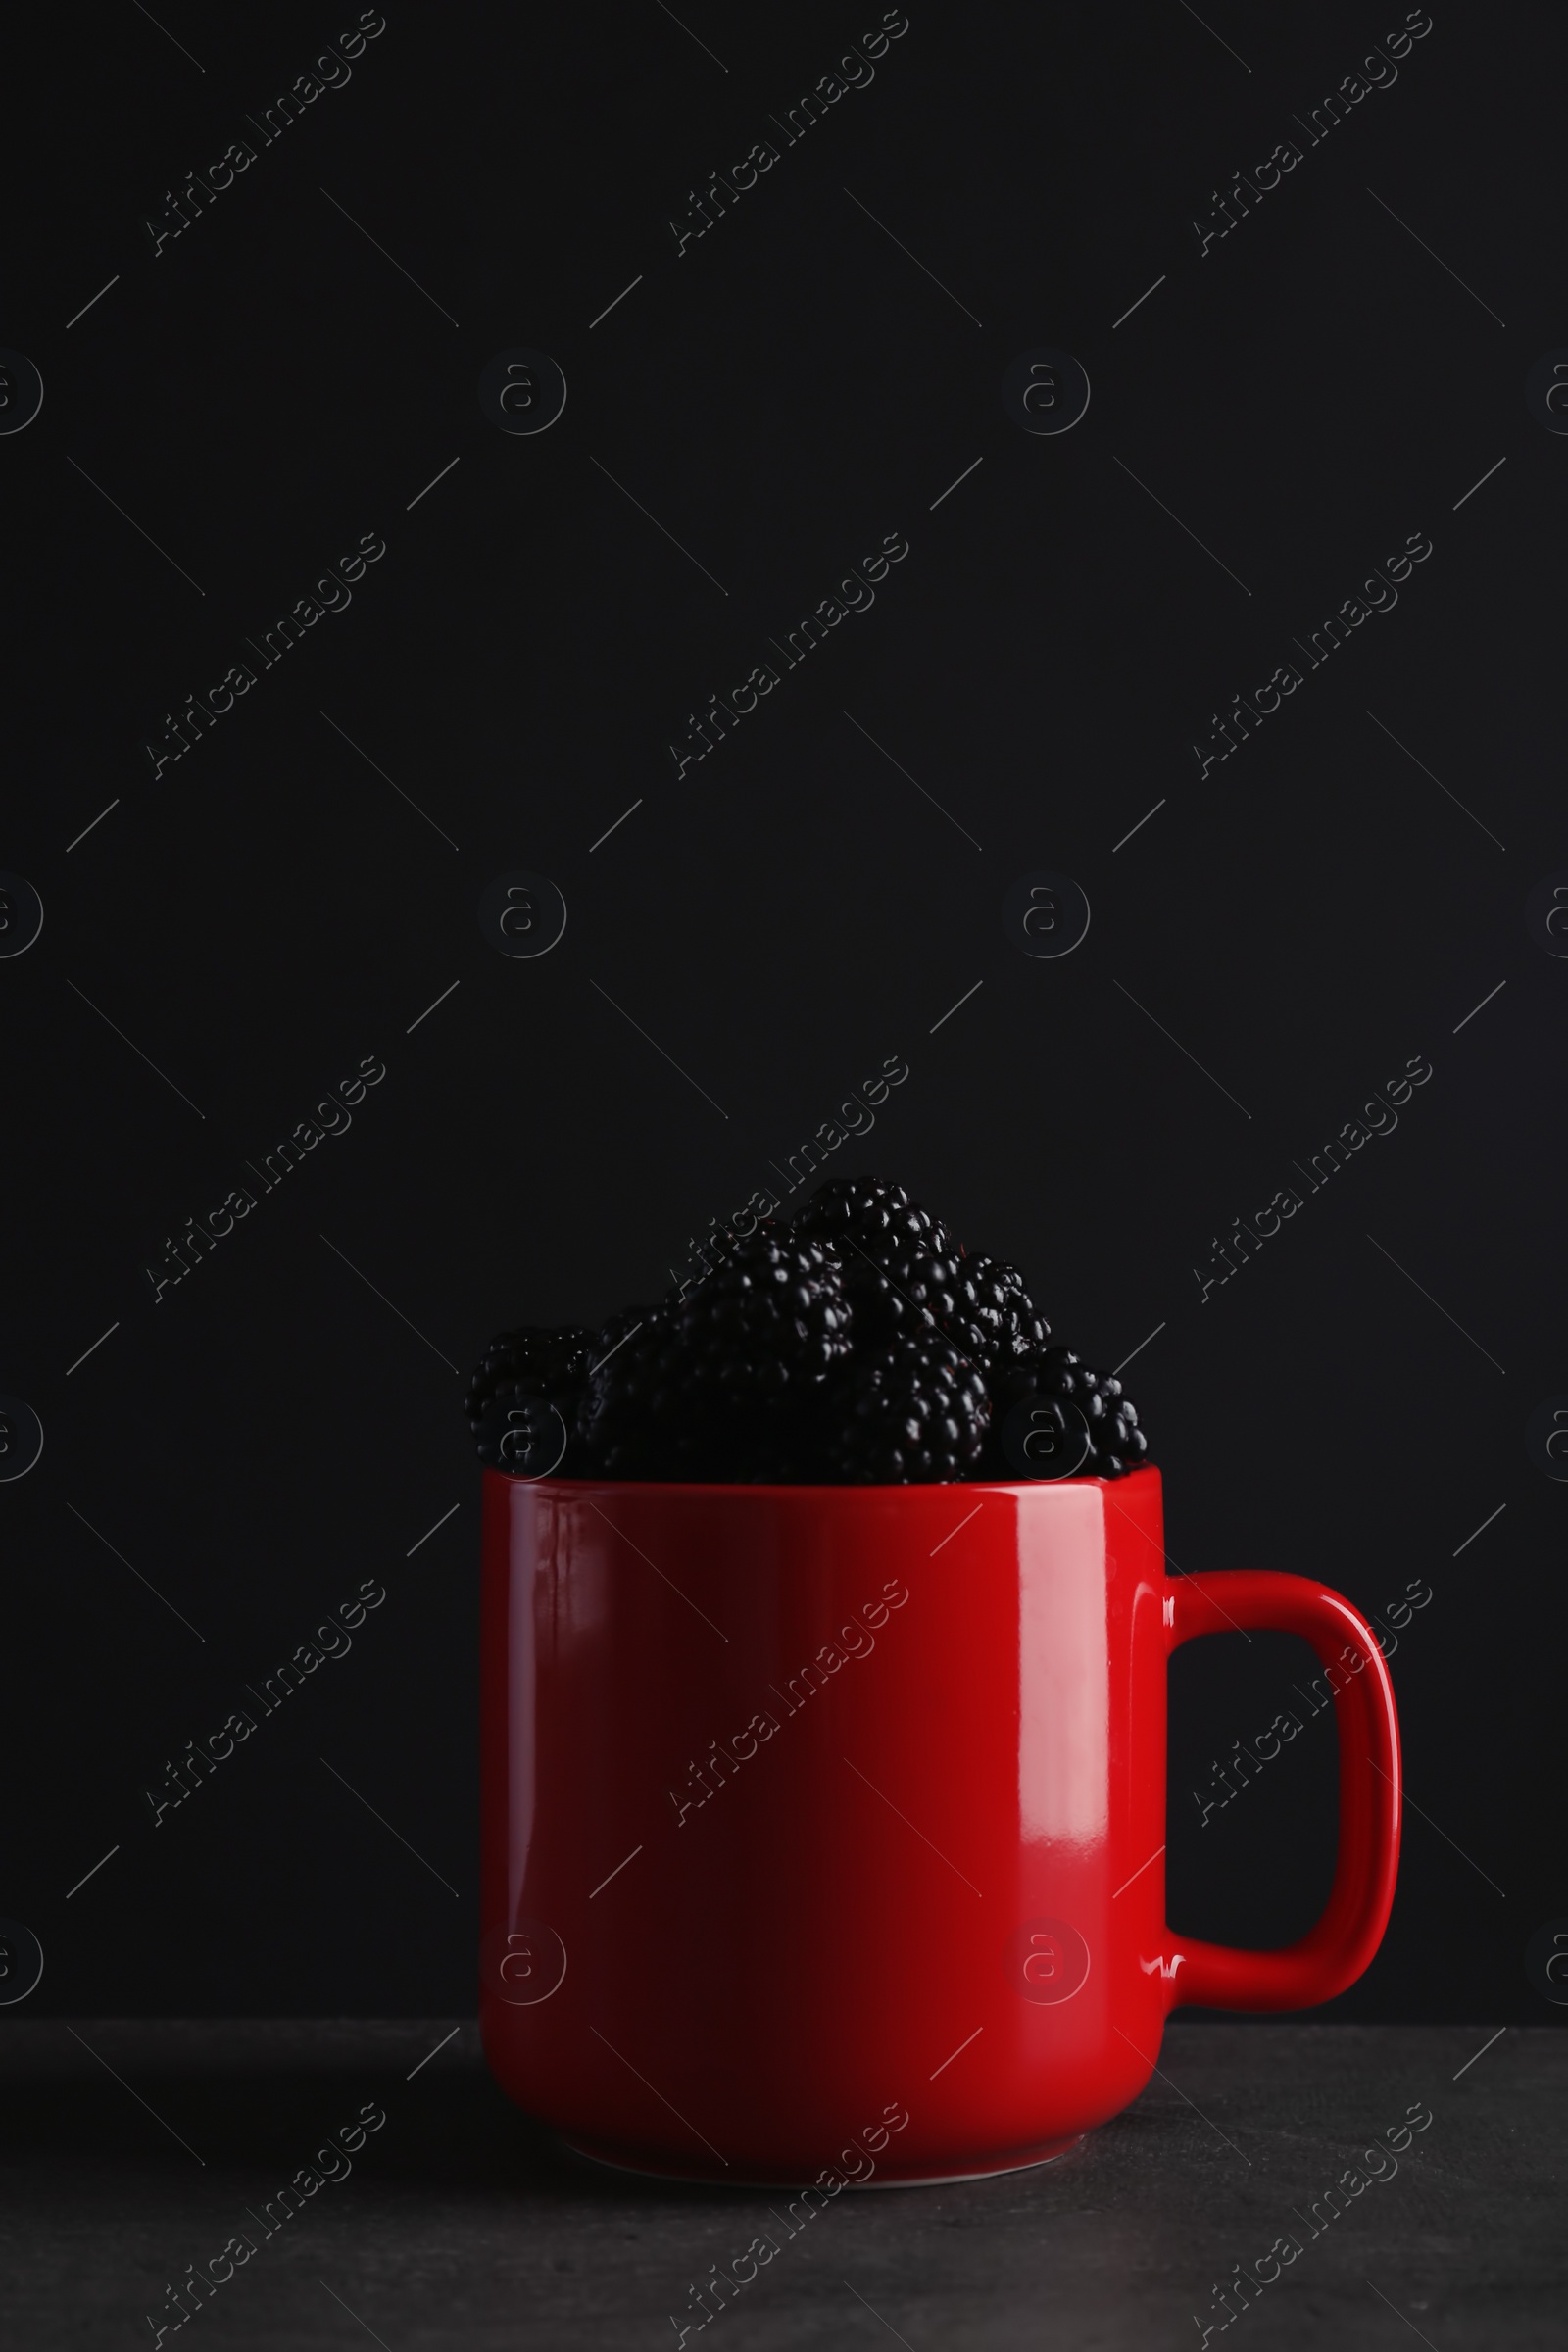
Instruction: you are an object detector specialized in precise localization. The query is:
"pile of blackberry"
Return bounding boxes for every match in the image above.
[466,1178,1150,1485]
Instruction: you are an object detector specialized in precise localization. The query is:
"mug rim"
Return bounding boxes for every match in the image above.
[481,1464,1161,1497]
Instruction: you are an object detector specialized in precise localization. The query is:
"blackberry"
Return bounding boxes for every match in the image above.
[570,1303,663,1473]
[946,1253,1051,1366]
[793,1177,953,1267]
[581,1303,655,1388]
[842,1246,967,1351]
[470,1186,1153,1488]
[466,1323,593,1432]
[988,1348,1149,1480]
[579,1231,852,1480]
[663,1226,852,1398]
[826,1335,991,1483]
[576,1309,688,1479]
[841,1247,1050,1371]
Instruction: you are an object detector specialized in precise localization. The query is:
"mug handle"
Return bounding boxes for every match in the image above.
[1163,1570,1402,2010]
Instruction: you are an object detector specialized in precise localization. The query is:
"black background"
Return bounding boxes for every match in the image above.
[1,0,1562,2022]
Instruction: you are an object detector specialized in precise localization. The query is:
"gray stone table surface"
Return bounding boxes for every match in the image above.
[0,2020,1560,2349]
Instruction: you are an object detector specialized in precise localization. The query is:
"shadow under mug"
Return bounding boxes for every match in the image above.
[478,1465,1401,2185]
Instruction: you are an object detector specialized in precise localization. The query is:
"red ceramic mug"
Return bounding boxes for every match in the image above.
[479,1464,1400,2184]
